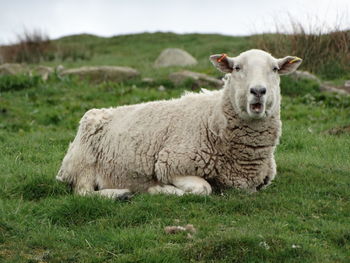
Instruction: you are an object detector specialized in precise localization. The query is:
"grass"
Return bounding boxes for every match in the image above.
[3,27,349,80]
[0,33,350,262]
[252,16,350,80]
[0,29,53,64]
[0,29,94,64]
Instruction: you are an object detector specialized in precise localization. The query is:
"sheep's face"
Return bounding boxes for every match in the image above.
[210,49,302,119]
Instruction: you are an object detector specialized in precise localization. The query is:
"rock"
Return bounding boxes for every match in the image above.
[291,71,350,95]
[164,224,196,234]
[290,70,321,84]
[154,48,197,68]
[142,77,155,84]
[0,63,53,81]
[56,65,65,73]
[169,70,223,89]
[158,85,166,92]
[320,82,350,95]
[32,66,53,81]
[0,63,28,75]
[61,66,140,83]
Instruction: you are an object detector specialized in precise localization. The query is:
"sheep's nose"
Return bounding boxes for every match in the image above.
[250,86,266,97]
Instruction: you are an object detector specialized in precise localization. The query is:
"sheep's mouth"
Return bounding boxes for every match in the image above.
[249,102,264,114]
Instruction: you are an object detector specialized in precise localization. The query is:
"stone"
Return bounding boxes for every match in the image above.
[0,63,53,81]
[169,70,223,89]
[142,77,155,84]
[154,48,197,68]
[56,65,65,73]
[320,82,350,95]
[0,63,28,75]
[61,66,140,83]
[290,70,321,84]
[32,66,53,81]
[291,71,350,95]
[158,85,166,92]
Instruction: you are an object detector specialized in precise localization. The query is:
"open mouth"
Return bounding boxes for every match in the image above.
[250,102,264,114]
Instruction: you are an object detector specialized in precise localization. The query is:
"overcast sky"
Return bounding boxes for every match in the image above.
[0,0,349,44]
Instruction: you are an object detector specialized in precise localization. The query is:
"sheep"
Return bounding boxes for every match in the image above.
[56,49,302,199]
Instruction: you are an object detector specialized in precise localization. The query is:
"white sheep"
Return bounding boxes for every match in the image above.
[56,49,302,199]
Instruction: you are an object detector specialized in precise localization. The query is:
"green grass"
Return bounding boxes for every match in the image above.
[34,31,350,80]
[1,33,350,262]
[47,32,251,80]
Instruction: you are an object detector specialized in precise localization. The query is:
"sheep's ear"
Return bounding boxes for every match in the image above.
[209,54,234,73]
[277,56,303,75]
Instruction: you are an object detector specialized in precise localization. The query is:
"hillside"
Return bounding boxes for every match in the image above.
[0,33,349,262]
[50,32,252,79]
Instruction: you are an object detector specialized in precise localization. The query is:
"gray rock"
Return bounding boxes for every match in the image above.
[32,66,53,81]
[61,66,140,83]
[169,70,223,89]
[291,71,350,95]
[344,80,350,88]
[158,85,166,92]
[0,63,53,81]
[320,83,350,95]
[0,63,28,75]
[56,65,65,73]
[154,48,197,68]
[142,77,155,84]
[290,70,321,84]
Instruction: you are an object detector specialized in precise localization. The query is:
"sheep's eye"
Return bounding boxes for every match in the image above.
[235,65,241,71]
[273,66,279,72]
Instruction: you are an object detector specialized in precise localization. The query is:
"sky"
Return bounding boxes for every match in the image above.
[0,0,349,44]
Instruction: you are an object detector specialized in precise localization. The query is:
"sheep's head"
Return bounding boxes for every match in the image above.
[210,49,302,119]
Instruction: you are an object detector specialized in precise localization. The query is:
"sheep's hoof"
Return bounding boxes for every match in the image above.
[256,176,271,191]
[116,192,134,202]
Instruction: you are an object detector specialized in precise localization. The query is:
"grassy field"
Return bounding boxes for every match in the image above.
[0,33,350,262]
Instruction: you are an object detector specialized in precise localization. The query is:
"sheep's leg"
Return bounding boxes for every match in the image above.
[171,176,212,195]
[73,176,132,200]
[148,185,185,196]
[91,189,133,200]
[73,175,95,196]
[75,186,132,201]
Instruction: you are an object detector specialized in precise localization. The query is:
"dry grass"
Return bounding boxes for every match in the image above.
[0,29,93,64]
[0,29,54,63]
[252,15,350,79]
